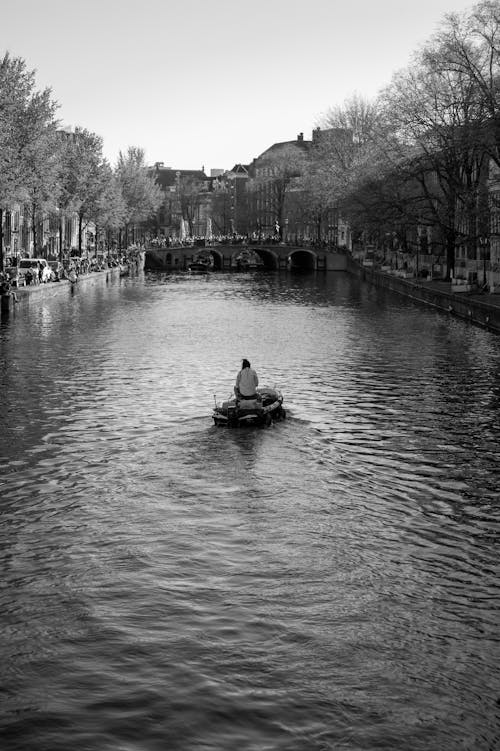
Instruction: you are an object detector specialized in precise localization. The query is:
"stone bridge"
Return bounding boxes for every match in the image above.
[144,244,348,272]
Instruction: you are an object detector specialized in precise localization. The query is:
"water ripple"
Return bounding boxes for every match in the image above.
[1,271,500,749]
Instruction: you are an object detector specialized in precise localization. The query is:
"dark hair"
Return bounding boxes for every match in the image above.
[241,358,251,369]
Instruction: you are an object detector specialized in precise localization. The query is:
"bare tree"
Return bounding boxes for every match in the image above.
[376,20,492,275]
[427,2,500,165]
[296,95,382,243]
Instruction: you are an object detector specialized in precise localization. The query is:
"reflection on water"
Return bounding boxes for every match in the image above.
[1,270,500,750]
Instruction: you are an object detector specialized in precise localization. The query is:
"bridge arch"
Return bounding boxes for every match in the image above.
[208,248,223,270]
[255,248,279,270]
[288,248,317,271]
[229,247,280,270]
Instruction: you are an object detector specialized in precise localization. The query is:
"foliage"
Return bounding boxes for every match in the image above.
[0,52,60,260]
[95,164,126,232]
[318,2,500,275]
[115,147,163,228]
[58,127,116,251]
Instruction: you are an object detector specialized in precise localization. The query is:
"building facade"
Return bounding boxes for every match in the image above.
[1,204,96,265]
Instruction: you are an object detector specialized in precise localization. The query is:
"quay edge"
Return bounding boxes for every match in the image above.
[348,256,500,336]
[0,265,126,312]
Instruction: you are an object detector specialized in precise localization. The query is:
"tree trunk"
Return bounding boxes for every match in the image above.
[0,208,4,272]
[445,231,455,280]
[78,214,83,255]
[31,208,38,256]
[59,216,64,262]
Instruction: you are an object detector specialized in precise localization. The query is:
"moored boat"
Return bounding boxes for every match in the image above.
[188,251,213,274]
[235,248,263,271]
[212,387,285,427]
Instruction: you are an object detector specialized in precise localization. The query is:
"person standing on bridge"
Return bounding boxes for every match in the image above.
[234,358,259,399]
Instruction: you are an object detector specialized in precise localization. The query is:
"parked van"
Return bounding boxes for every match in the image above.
[18,258,52,284]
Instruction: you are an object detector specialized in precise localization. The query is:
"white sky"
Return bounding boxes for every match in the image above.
[1,0,476,172]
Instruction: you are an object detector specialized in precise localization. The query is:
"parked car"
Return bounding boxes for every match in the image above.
[48,260,64,281]
[18,258,52,284]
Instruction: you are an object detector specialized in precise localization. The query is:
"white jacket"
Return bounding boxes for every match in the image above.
[236,367,259,396]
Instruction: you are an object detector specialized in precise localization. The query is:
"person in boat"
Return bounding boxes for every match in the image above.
[234,358,259,400]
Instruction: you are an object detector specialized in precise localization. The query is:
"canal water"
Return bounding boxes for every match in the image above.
[1,270,499,750]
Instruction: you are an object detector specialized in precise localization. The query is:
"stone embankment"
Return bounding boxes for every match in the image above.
[1,265,123,313]
[349,257,500,335]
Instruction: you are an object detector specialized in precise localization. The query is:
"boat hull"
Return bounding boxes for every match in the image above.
[212,388,285,427]
[189,251,214,274]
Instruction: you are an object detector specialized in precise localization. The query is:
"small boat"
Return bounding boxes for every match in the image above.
[212,387,285,427]
[188,251,213,274]
[235,248,263,271]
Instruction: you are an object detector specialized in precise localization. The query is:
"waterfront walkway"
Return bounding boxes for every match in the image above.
[421,278,500,310]
[356,263,500,334]
[422,279,500,308]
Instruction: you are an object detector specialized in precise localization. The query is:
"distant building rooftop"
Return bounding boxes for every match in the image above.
[150,163,207,189]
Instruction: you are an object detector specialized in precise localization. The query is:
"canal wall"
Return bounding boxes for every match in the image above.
[348,257,500,335]
[1,266,124,313]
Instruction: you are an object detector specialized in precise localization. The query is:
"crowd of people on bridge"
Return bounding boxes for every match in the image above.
[148,232,291,248]
[148,232,339,249]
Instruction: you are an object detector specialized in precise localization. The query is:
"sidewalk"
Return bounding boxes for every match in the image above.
[356,263,500,335]
[417,278,500,311]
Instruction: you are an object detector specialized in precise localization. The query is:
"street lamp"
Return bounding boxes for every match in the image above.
[479,236,489,289]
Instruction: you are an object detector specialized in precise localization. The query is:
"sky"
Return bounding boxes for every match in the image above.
[1,0,477,173]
